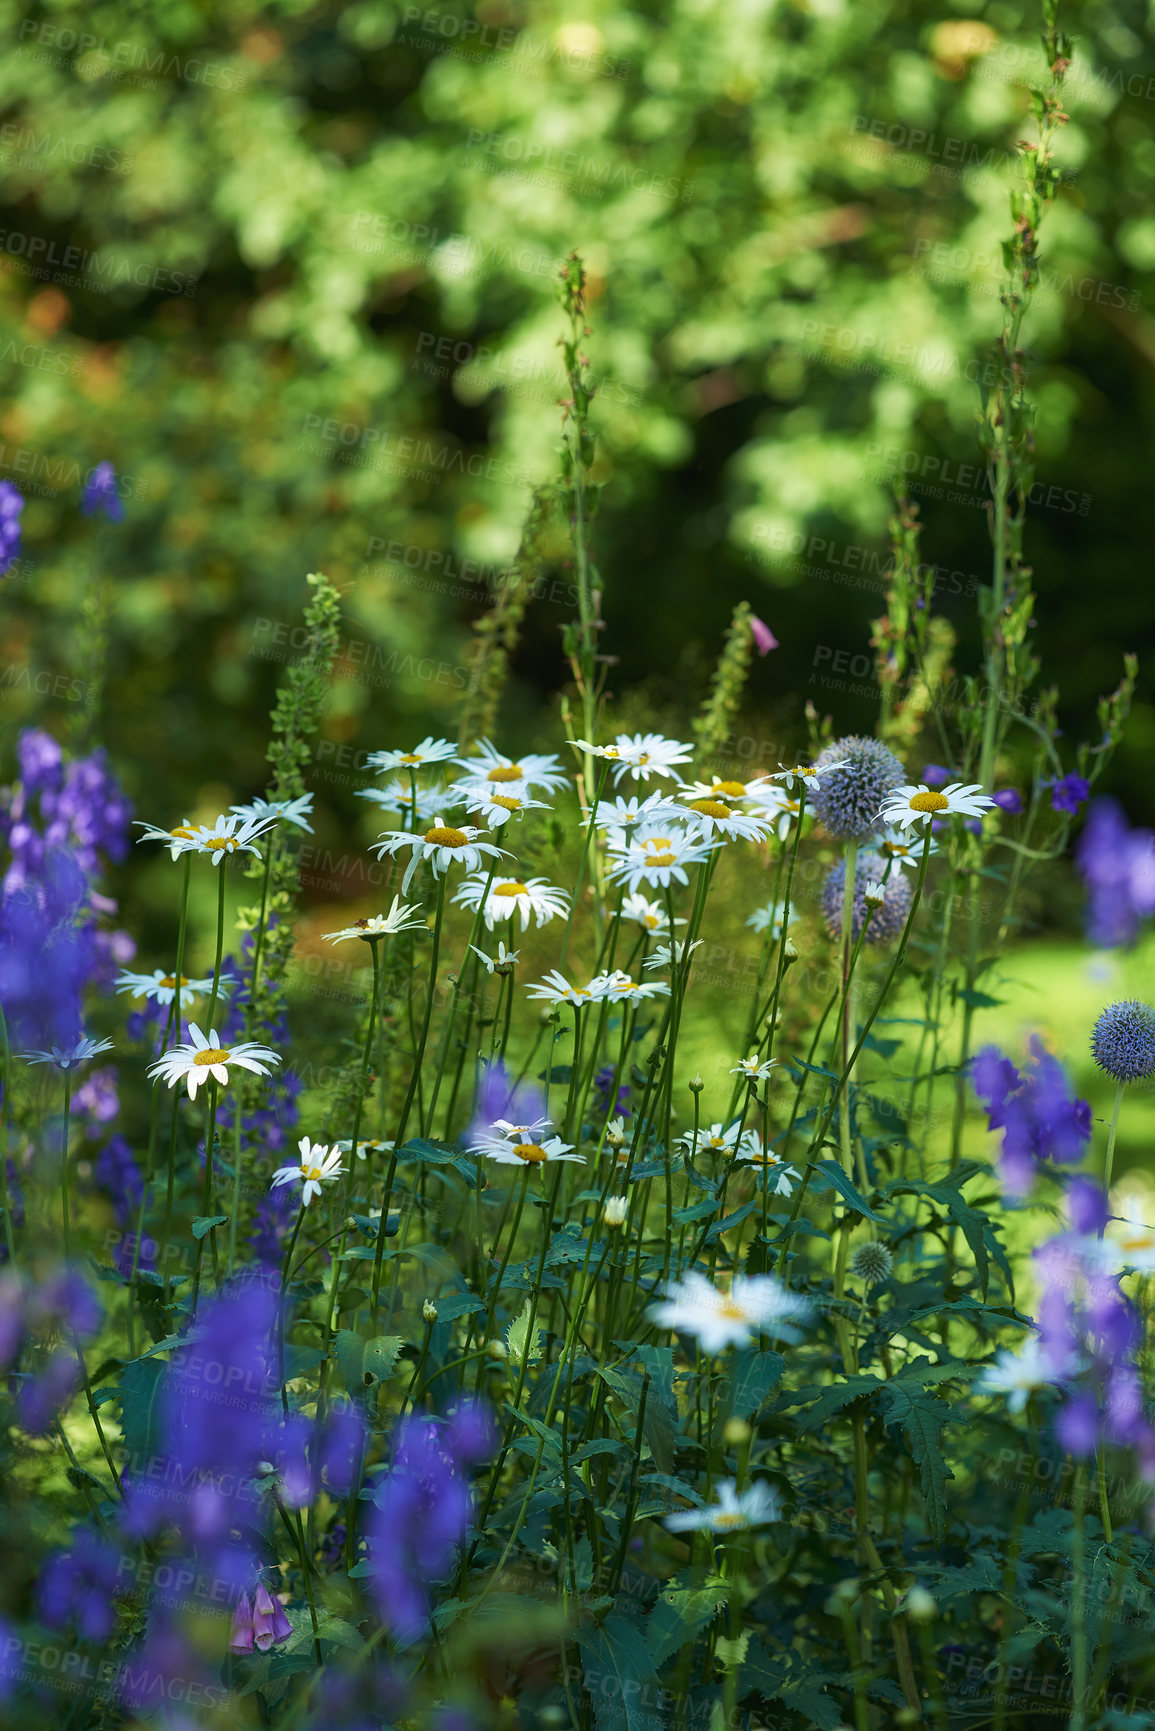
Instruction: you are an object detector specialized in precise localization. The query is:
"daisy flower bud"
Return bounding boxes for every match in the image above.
[688,1074,704,1093]
[486,1339,508,1360]
[422,1300,439,1325]
[603,1196,629,1229]
[783,937,799,960]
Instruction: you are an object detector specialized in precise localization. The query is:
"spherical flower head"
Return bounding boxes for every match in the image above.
[821,857,912,945]
[809,735,905,841]
[1091,999,1155,1083]
[849,1241,893,1286]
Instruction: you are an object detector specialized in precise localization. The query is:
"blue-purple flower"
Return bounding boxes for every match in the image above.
[0,481,23,575]
[973,1039,1092,1196]
[1048,772,1090,816]
[80,461,125,521]
[1076,798,1155,948]
[1091,1000,1155,1084]
[38,1528,123,1642]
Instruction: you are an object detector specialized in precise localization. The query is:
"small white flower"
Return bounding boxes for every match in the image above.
[975,1338,1059,1413]
[879,782,995,830]
[676,1122,744,1158]
[453,873,569,931]
[1106,1197,1155,1274]
[355,781,451,823]
[650,1272,812,1353]
[364,737,458,773]
[866,827,940,872]
[735,1132,799,1195]
[167,812,279,865]
[271,1137,347,1206]
[147,1024,280,1098]
[470,1131,583,1167]
[525,970,610,1007]
[643,939,703,972]
[666,1478,780,1535]
[603,1196,629,1229]
[333,1137,394,1164]
[595,792,682,831]
[575,732,695,786]
[672,796,774,844]
[605,1116,627,1149]
[322,897,426,943]
[23,1035,114,1071]
[448,784,552,827]
[769,761,849,792]
[592,969,671,1002]
[863,881,887,908]
[469,941,521,975]
[745,901,799,938]
[115,969,231,1005]
[453,738,570,795]
[730,1055,778,1083]
[373,816,510,896]
[134,817,206,861]
[488,1116,556,1141]
[683,774,774,802]
[606,827,718,894]
[741,782,804,840]
[620,893,678,933]
[230,792,315,833]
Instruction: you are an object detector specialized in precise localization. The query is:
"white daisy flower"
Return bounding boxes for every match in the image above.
[865,827,940,872]
[642,939,703,971]
[169,812,279,865]
[879,783,995,831]
[334,1136,394,1164]
[453,873,569,931]
[487,1115,557,1141]
[1106,1198,1155,1274]
[683,774,775,802]
[230,793,314,833]
[666,1478,780,1535]
[676,1121,744,1158]
[592,969,671,1002]
[470,1130,583,1167]
[449,784,552,827]
[741,783,804,840]
[469,941,521,975]
[271,1138,347,1206]
[769,761,849,792]
[575,732,695,786]
[453,738,570,795]
[134,817,203,861]
[23,1035,114,1071]
[649,1271,812,1353]
[525,970,610,1007]
[606,828,718,895]
[595,791,683,831]
[975,1337,1060,1413]
[672,797,774,844]
[745,901,799,938]
[735,1132,800,1196]
[147,1024,280,1098]
[364,737,458,773]
[115,968,232,1006]
[730,1055,779,1083]
[620,893,678,933]
[322,897,426,943]
[372,816,510,896]
[355,781,452,823]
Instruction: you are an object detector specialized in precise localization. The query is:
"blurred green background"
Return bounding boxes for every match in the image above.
[1,0,1153,906]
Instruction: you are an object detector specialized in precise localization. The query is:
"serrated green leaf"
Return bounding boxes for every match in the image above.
[880,1381,953,1544]
[506,1300,544,1365]
[794,1375,881,1432]
[577,1613,661,1731]
[363,1335,404,1383]
[812,1159,886,1223]
[191,1214,228,1240]
[647,1571,729,1666]
[719,1348,785,1422]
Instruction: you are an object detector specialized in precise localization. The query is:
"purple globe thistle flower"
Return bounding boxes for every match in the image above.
[0,482,23,575]
[810,735,906,842]
[1048,773,1090,816]
[80,461,125,521]
[38,1528,123,1642]
[1091,1000,1155,1083]
[820,856,912,945]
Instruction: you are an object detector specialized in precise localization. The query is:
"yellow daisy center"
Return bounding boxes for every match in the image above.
[170,825,196,840]
[644,914,660,929]
[491,795,522,811]
[424,826,468,846]
[644,836,673,851]
[159,975,189,989]
[193,1047,231,1066]
[398,753,423,764]
[716,1297,748,1321]
[486,764,523,783]
[1121,1233,1153,1252]
[206,836,238,851]
[910,790,949,813]
[688,799,732,820]
[713,1511,747,1530]
[603,746,621,759]
[514,1142,548,1164]
[494,881,528,896]
[715,780,747,798]
[647,851,676,868]
[305,1166,324,1182]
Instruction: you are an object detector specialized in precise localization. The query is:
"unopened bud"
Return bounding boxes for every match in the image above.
[688,1075,704,1093]
[603,1196,628,1229]
[902,1585,937,1622]
[783,938,798,961]
[723,1417,751,1446]
[486,1338,508,1361]
[422,1300,438,1324]
[863,881,886,908]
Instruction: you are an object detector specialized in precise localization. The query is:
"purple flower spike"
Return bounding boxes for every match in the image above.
[0,481,24,575]
[80,461,125,521]
[1056,1391,1099,1458]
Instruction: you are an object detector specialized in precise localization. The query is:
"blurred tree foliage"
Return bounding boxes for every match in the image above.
[0,0,1152,871]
